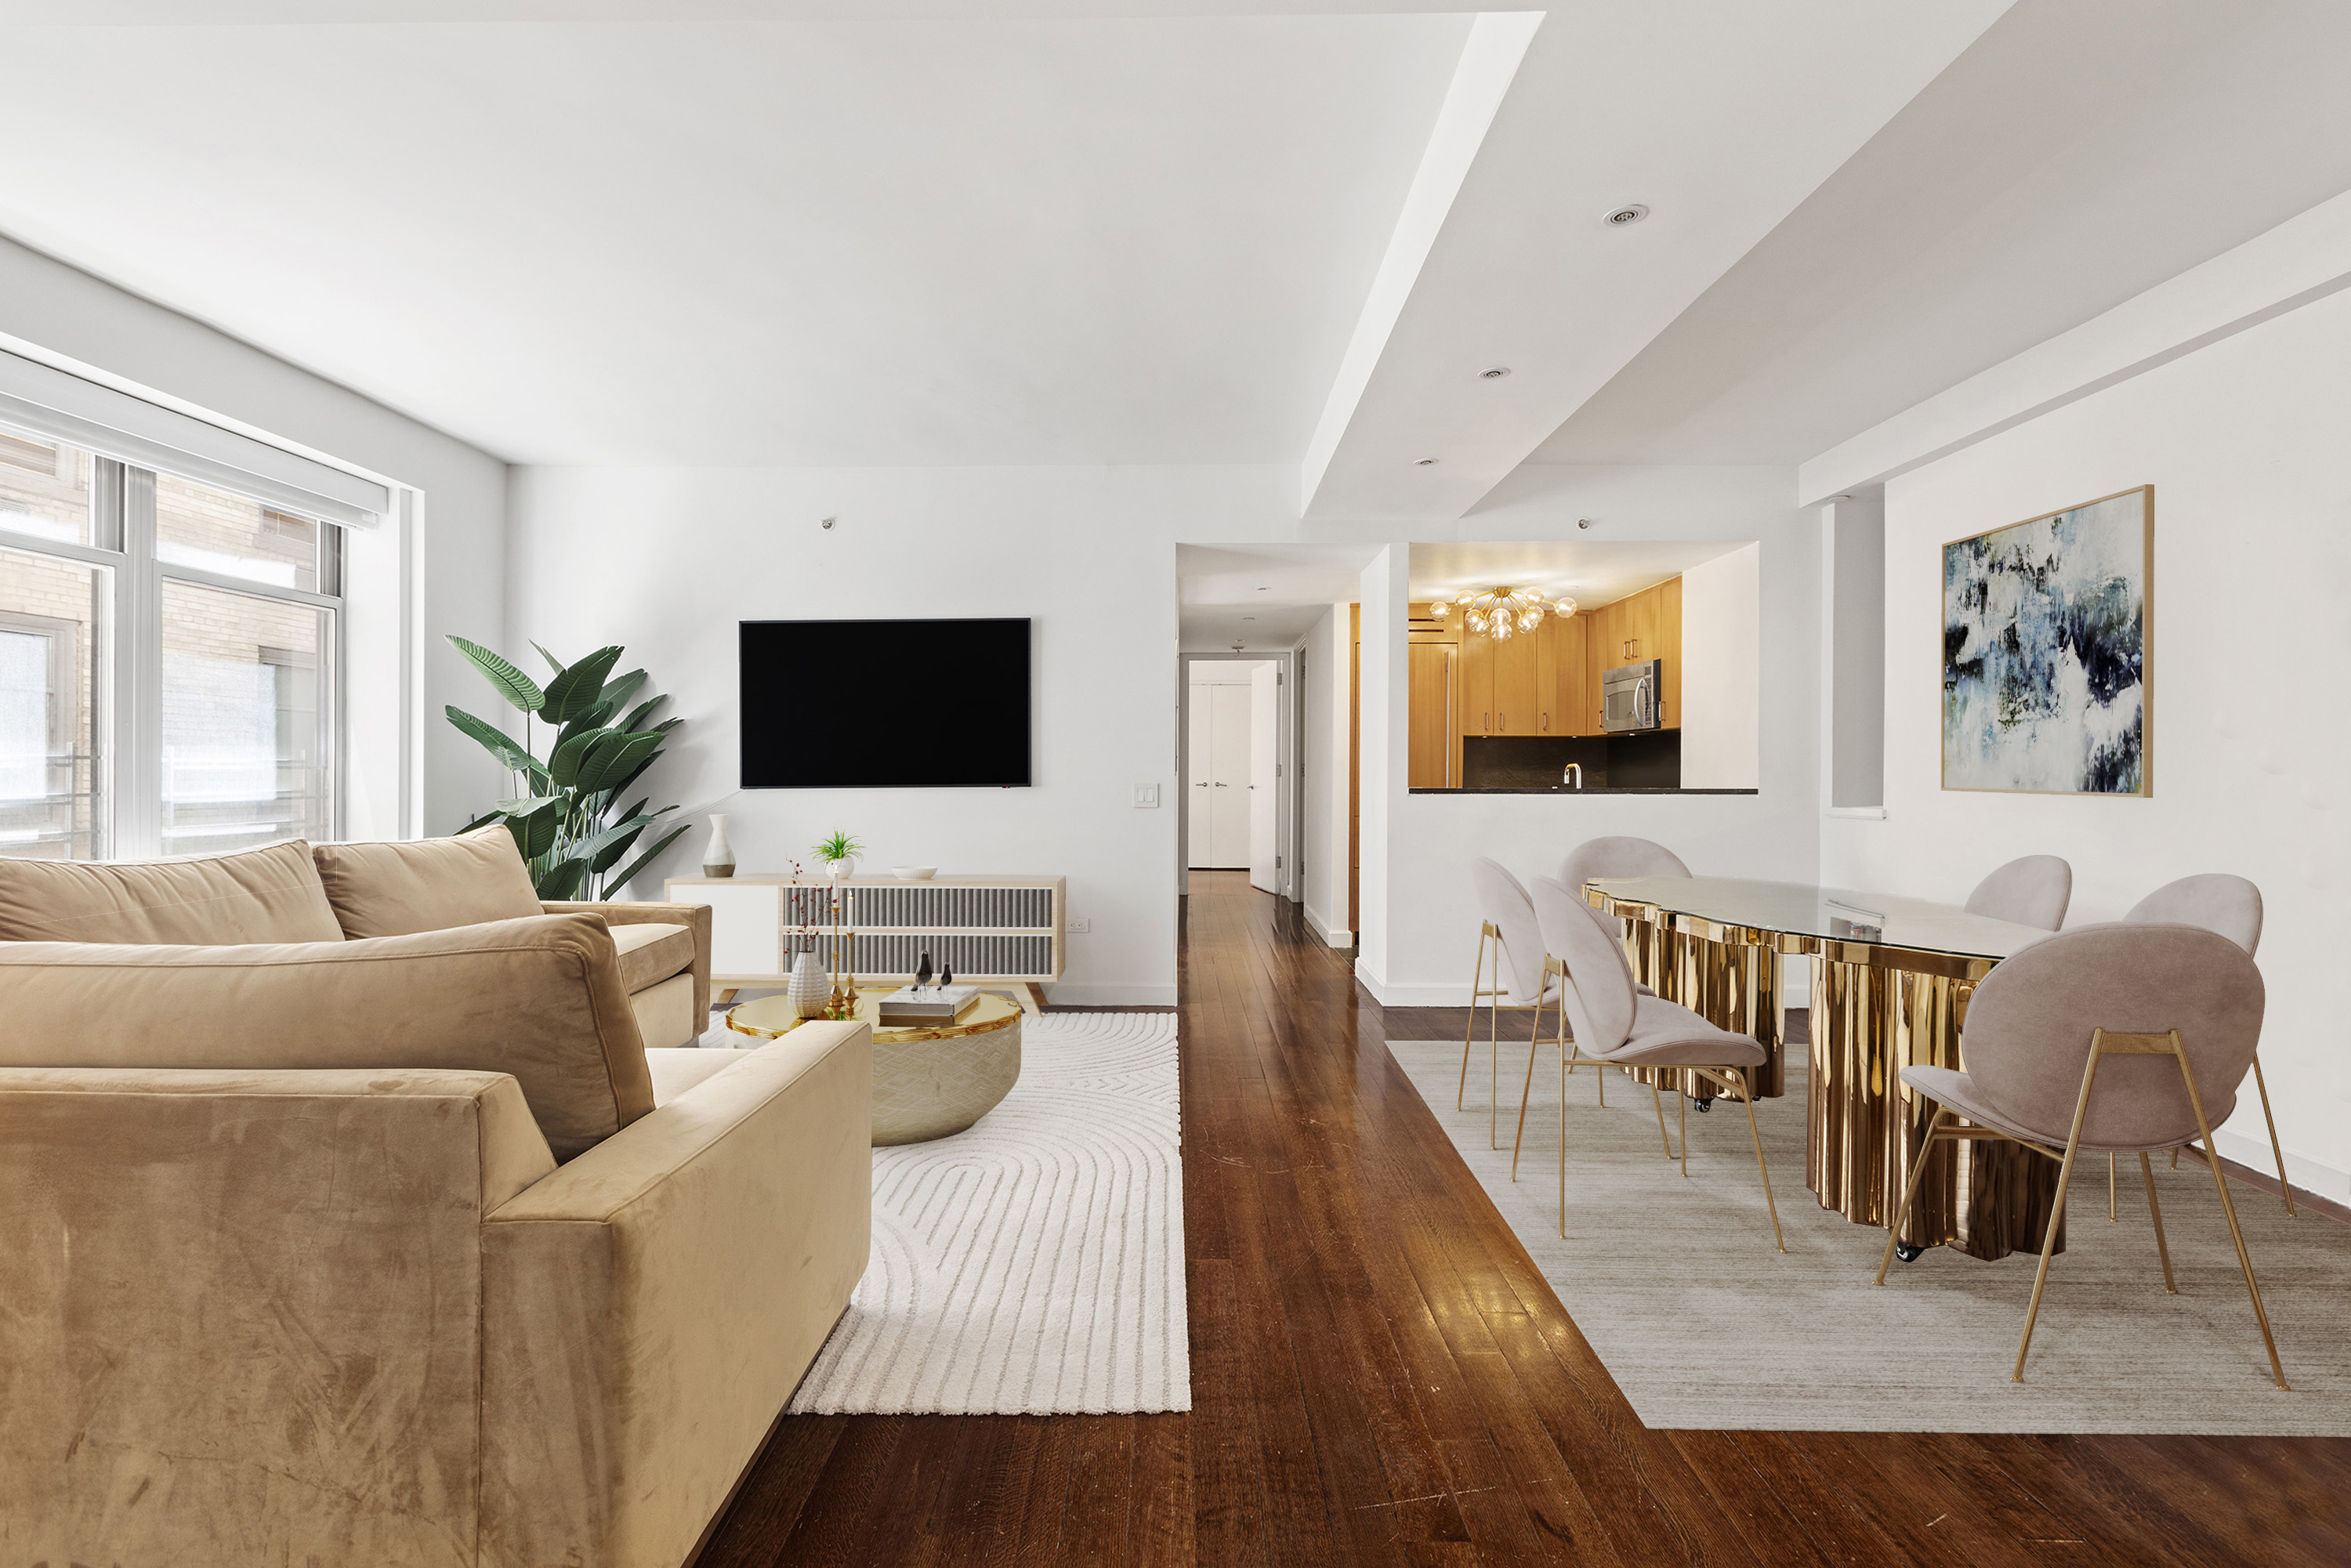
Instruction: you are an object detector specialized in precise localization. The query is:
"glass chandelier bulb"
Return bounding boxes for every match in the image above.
[1429,599,1450,618]
[1554,596,1577,615]
[1491,617,1513,641]
[1518,608,1542,632]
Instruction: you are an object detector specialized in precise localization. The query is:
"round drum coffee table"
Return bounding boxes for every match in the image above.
[725,989,1023,1146]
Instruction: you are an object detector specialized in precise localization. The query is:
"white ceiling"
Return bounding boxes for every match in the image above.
[1408,540,1741,611]
[1534,0,2351,466]
[7,1,2347,521]
[1175,541,1375,649]
[0,14,1466,465]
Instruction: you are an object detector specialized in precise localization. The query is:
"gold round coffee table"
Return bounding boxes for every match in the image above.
[726,989,1023,1146]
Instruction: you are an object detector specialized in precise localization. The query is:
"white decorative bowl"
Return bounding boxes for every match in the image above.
[892,866,937,882]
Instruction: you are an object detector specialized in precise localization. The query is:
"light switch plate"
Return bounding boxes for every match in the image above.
[1067,916,1092,933]
[1132,783,1159,808]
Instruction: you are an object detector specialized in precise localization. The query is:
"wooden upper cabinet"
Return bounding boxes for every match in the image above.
[1658,577,1682,728]
[1491,623,1544,735]
[1553,611,1588,735]
[1457,629,1494,738]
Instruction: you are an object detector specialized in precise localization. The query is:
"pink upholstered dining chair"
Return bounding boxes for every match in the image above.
[1872,922,2285,1389]
[1464,858,1559,1148]
[1522,875,1784,1251]
[2124,875,2291,1216]
[1964,854,2072,931]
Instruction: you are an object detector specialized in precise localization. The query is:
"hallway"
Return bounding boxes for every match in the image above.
[697,871,2350,1566]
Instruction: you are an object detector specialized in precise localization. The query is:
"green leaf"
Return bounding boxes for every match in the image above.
[445,704,547,779]
[497,795,565,816]
[516,802,563,860]
[618,694,667,733]
[616,797,650,825]
[548,726,617,788]
[598,668,648,713]
[532,641,567,675]
[556,699,618,754]
[575,730,661,795]
[571,811,651,866]
[542,645,624,725]
[536,857,588,900]
[448,636,545,713]
[458,809,505,835]
[603,822,690,896]
[596,737,672,806]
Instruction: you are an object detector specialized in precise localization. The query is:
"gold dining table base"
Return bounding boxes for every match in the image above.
[1809,958,2062,1262]
[1617,914,1788,1102]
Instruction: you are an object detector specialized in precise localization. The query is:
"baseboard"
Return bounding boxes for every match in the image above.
[2206,1124,2348,1208]
[1043,982,1179,1007]
[1302,904,1352,949]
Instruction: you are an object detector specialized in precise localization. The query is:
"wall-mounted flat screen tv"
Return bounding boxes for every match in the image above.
[741,617,1031,788]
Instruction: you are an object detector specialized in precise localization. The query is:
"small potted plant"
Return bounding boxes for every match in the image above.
[814,831,864,881]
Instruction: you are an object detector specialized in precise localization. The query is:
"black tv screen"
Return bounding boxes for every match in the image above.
[740,617,1031,788]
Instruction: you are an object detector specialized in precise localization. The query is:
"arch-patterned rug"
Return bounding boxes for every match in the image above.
[788,1010,1189,1415]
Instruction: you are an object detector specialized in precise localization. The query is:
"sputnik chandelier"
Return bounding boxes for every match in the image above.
[1429,585,1577,642]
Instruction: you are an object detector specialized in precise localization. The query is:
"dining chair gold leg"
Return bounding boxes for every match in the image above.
[2175,1047,2289,1390]
[1649,1081,1674,1159]
[1678,1087,1689,1179]
[2139,1151,2178,1295]
[2108,1153,2118,1222]
[1558,1050,1569,1239]
[1510,1034,1541,1182]
[2251,1052,2297,1218]
[2015,1036,2112,1382]
[1489,982,1502,1149]
[1875,1106,1949,1285]
[1728,1067,1785,1254]
[2170,1148,2179,1171]
[1458,932,1483,1112]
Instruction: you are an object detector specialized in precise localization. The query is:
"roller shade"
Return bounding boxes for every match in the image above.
[0,349,389,527]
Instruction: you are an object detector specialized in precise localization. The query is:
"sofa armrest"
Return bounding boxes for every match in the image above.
[543,899,712,1023]
[0,1066,555,1563]
[478,1021,871,1568]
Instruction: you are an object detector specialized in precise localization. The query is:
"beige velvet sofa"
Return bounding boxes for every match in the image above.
[0,835,874,1566]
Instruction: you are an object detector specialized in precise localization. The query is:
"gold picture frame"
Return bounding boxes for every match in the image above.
[1941,484,2152,797]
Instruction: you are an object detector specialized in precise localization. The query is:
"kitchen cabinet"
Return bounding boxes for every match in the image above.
[1457,628,1494,740]
[1491,619,1556,735]
[1585,578,1684,730]
[1408,641,1455,787]
[1554,610,1588,735]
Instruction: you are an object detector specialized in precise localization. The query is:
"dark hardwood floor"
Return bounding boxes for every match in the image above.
[695,872,2351,1566]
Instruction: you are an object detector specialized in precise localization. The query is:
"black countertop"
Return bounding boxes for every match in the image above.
[1411,786,1759,795]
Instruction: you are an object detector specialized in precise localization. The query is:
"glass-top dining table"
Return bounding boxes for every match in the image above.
[1581,875,2061,1262]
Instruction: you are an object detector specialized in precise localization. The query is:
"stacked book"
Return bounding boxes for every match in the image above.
[876,984,983,1027]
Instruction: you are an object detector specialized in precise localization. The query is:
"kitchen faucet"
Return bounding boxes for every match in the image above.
[1562,763,1582,789]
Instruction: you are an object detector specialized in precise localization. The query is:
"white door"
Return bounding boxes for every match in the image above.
[1186,684,1219,869]
[1209,683,1252,867]
[1248,662,1278,892]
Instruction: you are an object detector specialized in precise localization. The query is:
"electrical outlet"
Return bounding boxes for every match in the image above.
[1132,783,1159,808]
[1067,916,1092,934]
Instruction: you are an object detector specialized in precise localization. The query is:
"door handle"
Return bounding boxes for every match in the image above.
[1214,782,1227,788]
[1498,712,1505,731]
[1541,712,1549,731]
[1484,712,1491,732]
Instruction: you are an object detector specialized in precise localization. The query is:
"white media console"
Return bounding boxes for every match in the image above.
[662,873,1065,1014]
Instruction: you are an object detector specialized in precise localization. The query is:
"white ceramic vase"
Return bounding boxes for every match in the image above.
[701,813,736,878]
[787,949,829,1019]
[825,855,859,880]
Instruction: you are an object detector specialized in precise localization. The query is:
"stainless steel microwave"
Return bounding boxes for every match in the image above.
[1602,658,1661,733]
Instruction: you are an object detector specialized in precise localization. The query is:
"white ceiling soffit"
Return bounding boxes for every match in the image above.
[0,14,1470,466]
[1407,538,1742,610]
[1302,1,2013,523]
[1539,0,2351,470]
[0,2,1493,16]
[1176,541,1380,607]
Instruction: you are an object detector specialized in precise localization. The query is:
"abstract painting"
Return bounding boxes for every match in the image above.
[1943,486,2150,795]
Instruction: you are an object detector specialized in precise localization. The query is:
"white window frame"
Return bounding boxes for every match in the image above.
[0,451,346,859]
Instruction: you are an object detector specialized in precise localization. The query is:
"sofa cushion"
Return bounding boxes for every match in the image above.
[310,824,545,940]
[629,971,700,1052]
[644,1045,748,1105]
[610,920,696,994]
[0,840,343,945]
[0,912,655,1161]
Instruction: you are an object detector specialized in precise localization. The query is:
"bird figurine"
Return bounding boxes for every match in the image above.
[939,963,954,989]
[915,951,933,991]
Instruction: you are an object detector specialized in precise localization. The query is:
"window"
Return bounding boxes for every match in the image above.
[0,425,344,860]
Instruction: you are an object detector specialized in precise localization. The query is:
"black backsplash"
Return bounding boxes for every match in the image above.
[1460,730,1682,789]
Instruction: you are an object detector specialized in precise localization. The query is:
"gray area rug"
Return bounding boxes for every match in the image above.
[1389,1037,2351,1433]
[789,1011,1188,1416]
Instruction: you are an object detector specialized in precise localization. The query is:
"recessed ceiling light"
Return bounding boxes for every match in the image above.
[1257,585,1269,591]
[1603,203,1650,227]
[1415,457,1440,467]
[1480,366,1511,379]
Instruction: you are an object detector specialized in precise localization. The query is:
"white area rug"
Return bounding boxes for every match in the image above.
[1389,1037,2351,1434]
[788,1011,1190,1416]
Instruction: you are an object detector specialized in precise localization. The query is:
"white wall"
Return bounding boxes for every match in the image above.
[1679,541,1761,789]
[1822,283,2351,1197]
[1358,466,1821,1006]
[1299,603,1353,945]
[0,234,509,835]
[508,463,1302,1005]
